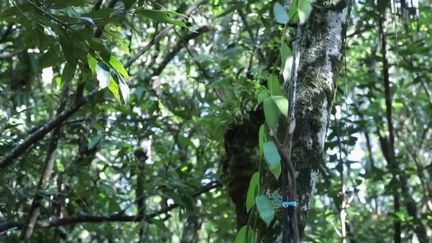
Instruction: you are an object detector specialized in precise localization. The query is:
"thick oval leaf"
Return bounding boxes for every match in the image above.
[257,89,269,104]
[267,75,282,96]
[280,40,293,81]
[258,124,266,156]
[246,172,260,212]
[272,96,288,117]
[234,225,256,243]
[298,0,313,24]
[288,0,299,22]
[256,195,275,226]
[273,2,289,24]
[280,41,291,65]
[263,97,279,129]
[263,141,281,179]
[234,226,247,243]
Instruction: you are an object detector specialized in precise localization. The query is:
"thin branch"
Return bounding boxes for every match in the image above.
[238,9,265,61]
[0,181,222,234]
[125,0,206,68]
[20,85,69,241]
[151,26,210,77]
[126,26,171,68]
[0,89,99,171]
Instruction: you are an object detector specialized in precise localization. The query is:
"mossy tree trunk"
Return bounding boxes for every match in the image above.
[271,1,352,241]
[224,1,352,241]
[287,1,352,236]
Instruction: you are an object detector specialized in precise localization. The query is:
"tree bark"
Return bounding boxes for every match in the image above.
[264,1,352,241]
[223,1,351,241]
[289,0,351,234]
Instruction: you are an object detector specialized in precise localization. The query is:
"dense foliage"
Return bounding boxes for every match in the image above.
[0,0,430,242]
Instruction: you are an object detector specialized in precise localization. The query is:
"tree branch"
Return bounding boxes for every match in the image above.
[0,1,208,171]
[20,85,69,241]
[151,26,210,77]
[0,89,99,171]
[0,181,222,234]
[125,0,206,68]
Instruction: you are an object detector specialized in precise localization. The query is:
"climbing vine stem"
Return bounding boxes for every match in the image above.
[274,23,304,243]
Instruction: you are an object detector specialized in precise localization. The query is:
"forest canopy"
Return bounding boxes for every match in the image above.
[0,0,431,242]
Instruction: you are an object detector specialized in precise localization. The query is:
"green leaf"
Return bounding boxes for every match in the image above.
[88,39,111,59]
[280,41,291,66]
[272,96,288,117]
[298,0,313,24]
[395,211,405,221]
[109,55,129,79]
[87,53,97,75]
[59,37,78,65]
[288,0,299,22]
[49,0,88,8]
[96,63,111,89]
[61,62,77,84]
[273,2,289,24]
[267,75,282,96]
[258,124,266,156]
[263,97,279,129]
[39,47,63,68]
[108,77,121,102]
[233,226,257,243]
[136,9,186,27]
[56,160,65,172]
[256,195,275,226]
[263,141,281,179]
[257,89,269,103]
[280,41,293,81]
[178,134,195,148]
[246,172,259,212]
[234,225,251,243]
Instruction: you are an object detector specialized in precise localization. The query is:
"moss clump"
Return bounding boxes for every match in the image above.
[316,0,343,8]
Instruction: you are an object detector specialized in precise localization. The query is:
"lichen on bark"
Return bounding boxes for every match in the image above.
[289,0,351,236]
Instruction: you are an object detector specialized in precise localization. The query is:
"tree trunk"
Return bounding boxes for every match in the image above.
[283,0,352,238]
[224,1,351,241]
